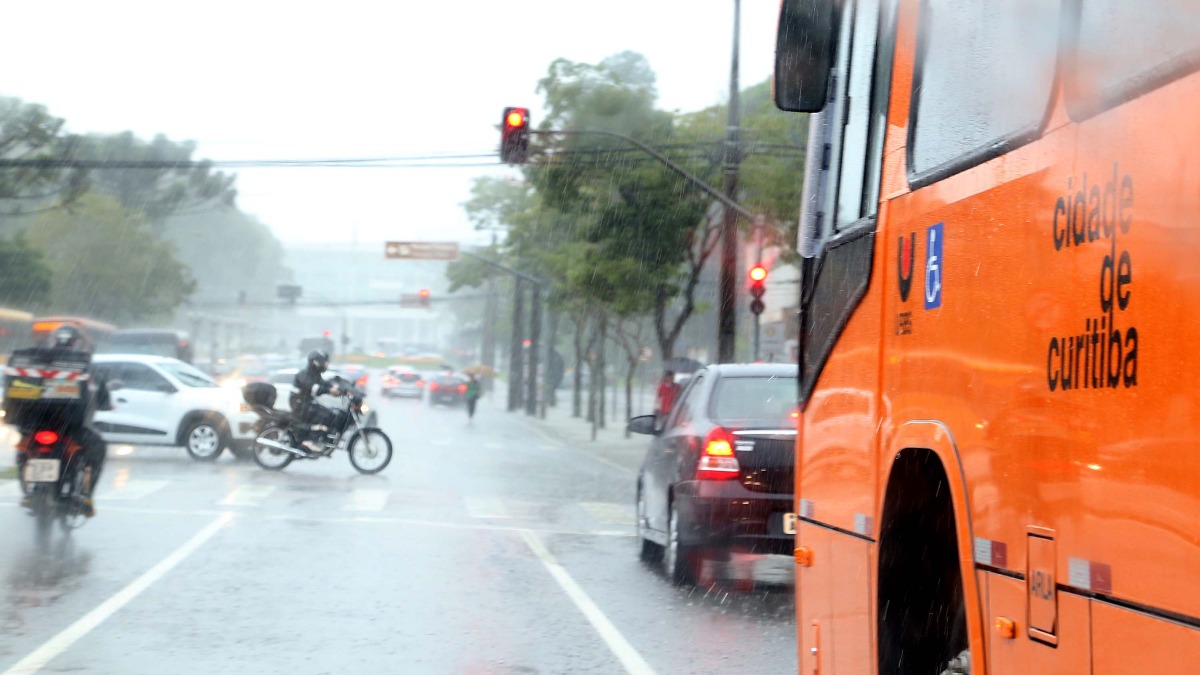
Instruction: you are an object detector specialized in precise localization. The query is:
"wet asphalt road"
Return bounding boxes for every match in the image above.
[0,389,797,675]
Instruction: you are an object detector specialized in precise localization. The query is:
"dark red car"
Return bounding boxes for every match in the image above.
[630,363,799,584]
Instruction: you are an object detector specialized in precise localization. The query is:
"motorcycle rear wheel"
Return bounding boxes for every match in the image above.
[347,429,392,475]
[253,426,295,471]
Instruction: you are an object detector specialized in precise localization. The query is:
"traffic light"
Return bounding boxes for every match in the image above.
[749,264,767,316]
[500,107,530,164]
[418,289,431,308]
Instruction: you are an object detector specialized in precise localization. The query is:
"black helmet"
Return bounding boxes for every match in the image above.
[52,325,87,351]
[307,349,329,373]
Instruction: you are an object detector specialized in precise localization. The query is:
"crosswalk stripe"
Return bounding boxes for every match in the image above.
[219,485,275,507]
[343,488,389,512]
[100,479,170,502]
[464,497,511,519]
[580,502,635,525]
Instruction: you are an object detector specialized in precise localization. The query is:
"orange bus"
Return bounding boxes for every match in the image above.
[774,0,1200,673]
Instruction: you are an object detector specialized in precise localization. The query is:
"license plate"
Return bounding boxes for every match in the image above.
[24,459,60,483]
[6,383,43,399]
[41,382,81,399]
[782,512,797,535]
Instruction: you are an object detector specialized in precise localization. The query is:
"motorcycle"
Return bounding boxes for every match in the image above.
[4,348,99,542]
[242,377,392,474]
[17,429,93,541]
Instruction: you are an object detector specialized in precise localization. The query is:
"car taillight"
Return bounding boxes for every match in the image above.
[696,427,740,480]
[34,430,59,446]
[429,382,439,391]
[417,380,424,388]
[457,384,467,393]
[357,376,368,387]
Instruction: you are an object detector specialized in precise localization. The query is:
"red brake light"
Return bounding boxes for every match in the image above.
[429,382,439,391]
[696,427,740,480]
[457,384,467,393]
[34,430,59,446]
[417,380,425,387]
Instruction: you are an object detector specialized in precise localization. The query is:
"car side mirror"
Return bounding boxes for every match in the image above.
[627,414,659,436]
[774,0,839,113]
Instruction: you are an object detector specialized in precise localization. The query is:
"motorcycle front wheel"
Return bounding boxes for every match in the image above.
[253,426,296,471]
[347,429,392,475]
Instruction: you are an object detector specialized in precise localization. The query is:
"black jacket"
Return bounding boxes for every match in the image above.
[290,367,335,411]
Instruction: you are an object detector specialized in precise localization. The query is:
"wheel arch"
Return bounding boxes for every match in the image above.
[175,409,231,446]
[877,421,985,675]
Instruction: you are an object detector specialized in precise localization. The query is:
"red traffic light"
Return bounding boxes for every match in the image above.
[749,264,768,282]
[501,107,531,164]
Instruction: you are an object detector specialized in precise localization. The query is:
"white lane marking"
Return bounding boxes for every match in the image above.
[343,488,389,512]
[0,482,21,498]
[464,497,511,519]
[484,442,505,450]
[1,513,232,675]
[429,439,452,447]
[580,502,636,526]
[520,530,656,675]
[99,479,170,502]
[218,485,274,507]
[537,444,558,451]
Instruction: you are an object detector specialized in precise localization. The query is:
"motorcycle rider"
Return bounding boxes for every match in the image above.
[290,349,343,453]
[14,325,110,517]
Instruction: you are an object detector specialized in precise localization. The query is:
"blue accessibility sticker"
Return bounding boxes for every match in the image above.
[924,223,943,310]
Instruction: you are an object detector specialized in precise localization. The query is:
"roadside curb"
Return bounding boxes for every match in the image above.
[507,411,646,475]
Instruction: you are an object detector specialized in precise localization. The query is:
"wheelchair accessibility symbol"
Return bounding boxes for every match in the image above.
[924,223,943,310]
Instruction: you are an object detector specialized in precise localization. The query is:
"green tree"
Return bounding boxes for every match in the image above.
[25,193,195,323]
[0,232,52,308]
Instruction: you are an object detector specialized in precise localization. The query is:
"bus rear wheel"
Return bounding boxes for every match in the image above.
[877,449,969,675]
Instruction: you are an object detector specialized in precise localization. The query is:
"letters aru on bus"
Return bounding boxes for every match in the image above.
[1047,163,1139,392]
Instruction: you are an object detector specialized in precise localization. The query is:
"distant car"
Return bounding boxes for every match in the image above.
[381,366,424,399]
[338,363,369,389]
[427,374,467,406]
[630,363,799,584]
[91,354,256,461]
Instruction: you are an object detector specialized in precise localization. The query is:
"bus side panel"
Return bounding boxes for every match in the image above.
[830,537,873,675]
[796,522,833,675]
[985,573,1090,673]
[1092,601,1200,674]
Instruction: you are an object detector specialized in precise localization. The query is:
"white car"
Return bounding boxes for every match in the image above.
[92,354,255,461]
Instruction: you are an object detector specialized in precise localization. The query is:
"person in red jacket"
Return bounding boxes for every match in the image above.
[655,371,679,420]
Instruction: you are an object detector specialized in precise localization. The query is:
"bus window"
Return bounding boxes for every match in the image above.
[1070,0,1200,118]
[908,0,1059,185]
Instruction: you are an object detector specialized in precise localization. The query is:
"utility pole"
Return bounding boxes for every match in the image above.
[481,232,499,393]
[508,279,525,411]
[525,284,542,416]
[717,0,743,364]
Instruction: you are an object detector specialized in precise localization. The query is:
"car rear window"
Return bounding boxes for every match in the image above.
[398,373,420,383]
[710,376,797,428]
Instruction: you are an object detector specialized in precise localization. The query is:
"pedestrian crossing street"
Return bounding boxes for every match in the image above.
[0,477,636,526]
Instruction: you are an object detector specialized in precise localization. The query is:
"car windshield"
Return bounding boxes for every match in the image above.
[158,362,218,388]
[710,376,798,428]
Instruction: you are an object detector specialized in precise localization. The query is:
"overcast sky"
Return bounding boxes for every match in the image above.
[1,1,782,248]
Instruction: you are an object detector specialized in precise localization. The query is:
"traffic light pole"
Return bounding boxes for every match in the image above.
[530,130,753,222]
[532,122,752,365]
